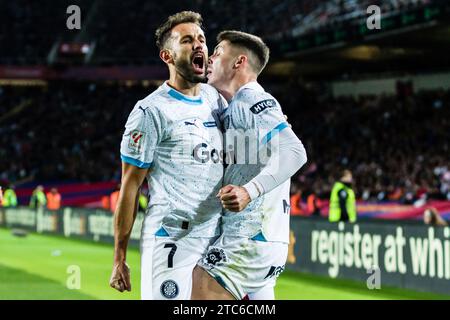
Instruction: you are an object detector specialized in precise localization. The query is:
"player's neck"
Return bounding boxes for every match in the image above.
[167,74,201,97]
[220,74,257,102]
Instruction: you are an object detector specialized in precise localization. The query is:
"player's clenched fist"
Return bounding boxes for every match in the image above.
[110,261,131,292]
[217,184,251,212]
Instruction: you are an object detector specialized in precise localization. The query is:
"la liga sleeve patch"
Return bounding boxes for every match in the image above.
[128,129,145,154]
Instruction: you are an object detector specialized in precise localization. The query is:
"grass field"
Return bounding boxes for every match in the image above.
[0,228,448,300]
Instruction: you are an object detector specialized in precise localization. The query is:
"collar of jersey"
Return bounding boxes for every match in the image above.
[235,81,265,97]
[163,82,203,105]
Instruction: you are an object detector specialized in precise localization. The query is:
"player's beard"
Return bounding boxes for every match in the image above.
[174,54,207,84]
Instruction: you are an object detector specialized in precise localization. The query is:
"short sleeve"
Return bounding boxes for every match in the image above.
[120,104,164,169]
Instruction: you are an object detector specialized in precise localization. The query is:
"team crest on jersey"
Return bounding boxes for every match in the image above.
[250,99,277,114]
[203,247,227,268]
[128,130,145,154]
[160,280,179,299]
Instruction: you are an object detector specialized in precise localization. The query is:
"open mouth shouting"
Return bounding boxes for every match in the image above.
[191,52,205,74]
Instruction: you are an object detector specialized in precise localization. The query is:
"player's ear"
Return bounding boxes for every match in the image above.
[234,54,247,70]
[160,49,174,65]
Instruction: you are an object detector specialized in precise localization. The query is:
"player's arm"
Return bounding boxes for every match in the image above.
[220,128,307,211]
[244,126,307,197]
[110,102,162,292]
[110,162,149,292]
[220,98,307,212]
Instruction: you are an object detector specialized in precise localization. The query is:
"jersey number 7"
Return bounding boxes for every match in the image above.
[163,243,178,268]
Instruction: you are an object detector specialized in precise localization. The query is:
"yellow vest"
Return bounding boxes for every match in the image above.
[2,189,18,207]
[329,181,356,222]
[139,194,148,210]
[30,190,47,208]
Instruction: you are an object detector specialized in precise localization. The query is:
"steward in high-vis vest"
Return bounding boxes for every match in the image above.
[29,185,47,209]
[46,188,61,211]
[329,170,357,223]
[2,185,18,207]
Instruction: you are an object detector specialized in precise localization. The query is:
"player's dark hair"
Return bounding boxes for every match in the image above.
[217,30,270,75]
[155,11,203,50]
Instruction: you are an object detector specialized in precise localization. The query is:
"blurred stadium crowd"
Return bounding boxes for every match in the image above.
[1,82,449,203]
[0,83,140,182]
[0,0,448,210]
[277,83,450,203]
[0,0,431,65]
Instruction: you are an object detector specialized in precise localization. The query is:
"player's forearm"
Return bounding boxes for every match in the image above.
[113,184,140,263]
[244,129,307,200]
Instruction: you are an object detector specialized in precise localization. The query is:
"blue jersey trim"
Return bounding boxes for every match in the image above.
[120,154,153,169]
[250,231,268,242]
[214,275,228,291]
[203,121,217,128]
[155,227,170,237]
[167,89,203,105]
[261,122,289,145]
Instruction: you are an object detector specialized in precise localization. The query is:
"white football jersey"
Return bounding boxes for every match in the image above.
[222,82,291,243]
[120,82,226,239]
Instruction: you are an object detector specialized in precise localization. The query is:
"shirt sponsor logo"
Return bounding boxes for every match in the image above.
[128,130,145,153]
[250,99,277,114]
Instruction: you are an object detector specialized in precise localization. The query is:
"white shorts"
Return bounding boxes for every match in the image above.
[140,235,215,300]
[197,234,288,300]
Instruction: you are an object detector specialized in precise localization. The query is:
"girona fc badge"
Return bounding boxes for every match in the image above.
[128,130,145,153]
[160,280,179,299]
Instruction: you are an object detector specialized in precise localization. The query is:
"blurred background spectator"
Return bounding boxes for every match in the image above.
[1,183,18,208]
[46,188,61,211]
[423,207,448,226]
[29,185,47,209]
[329,170,357,222]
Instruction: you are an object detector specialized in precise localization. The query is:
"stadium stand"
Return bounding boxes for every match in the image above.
[275,83,450,203]
[0,0,448,215]
[0,0,93,65]
[0,82,149,183]
[0,0,432,65]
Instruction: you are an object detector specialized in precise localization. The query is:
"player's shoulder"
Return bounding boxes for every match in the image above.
[128,85,173,119]
[234,86,279,115]
[124,89,168,128]
[200,83,221,99]
[200,83,228,111]
[138,85,168,110]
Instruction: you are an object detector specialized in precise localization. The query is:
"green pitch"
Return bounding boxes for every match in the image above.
[0,228,448,300]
